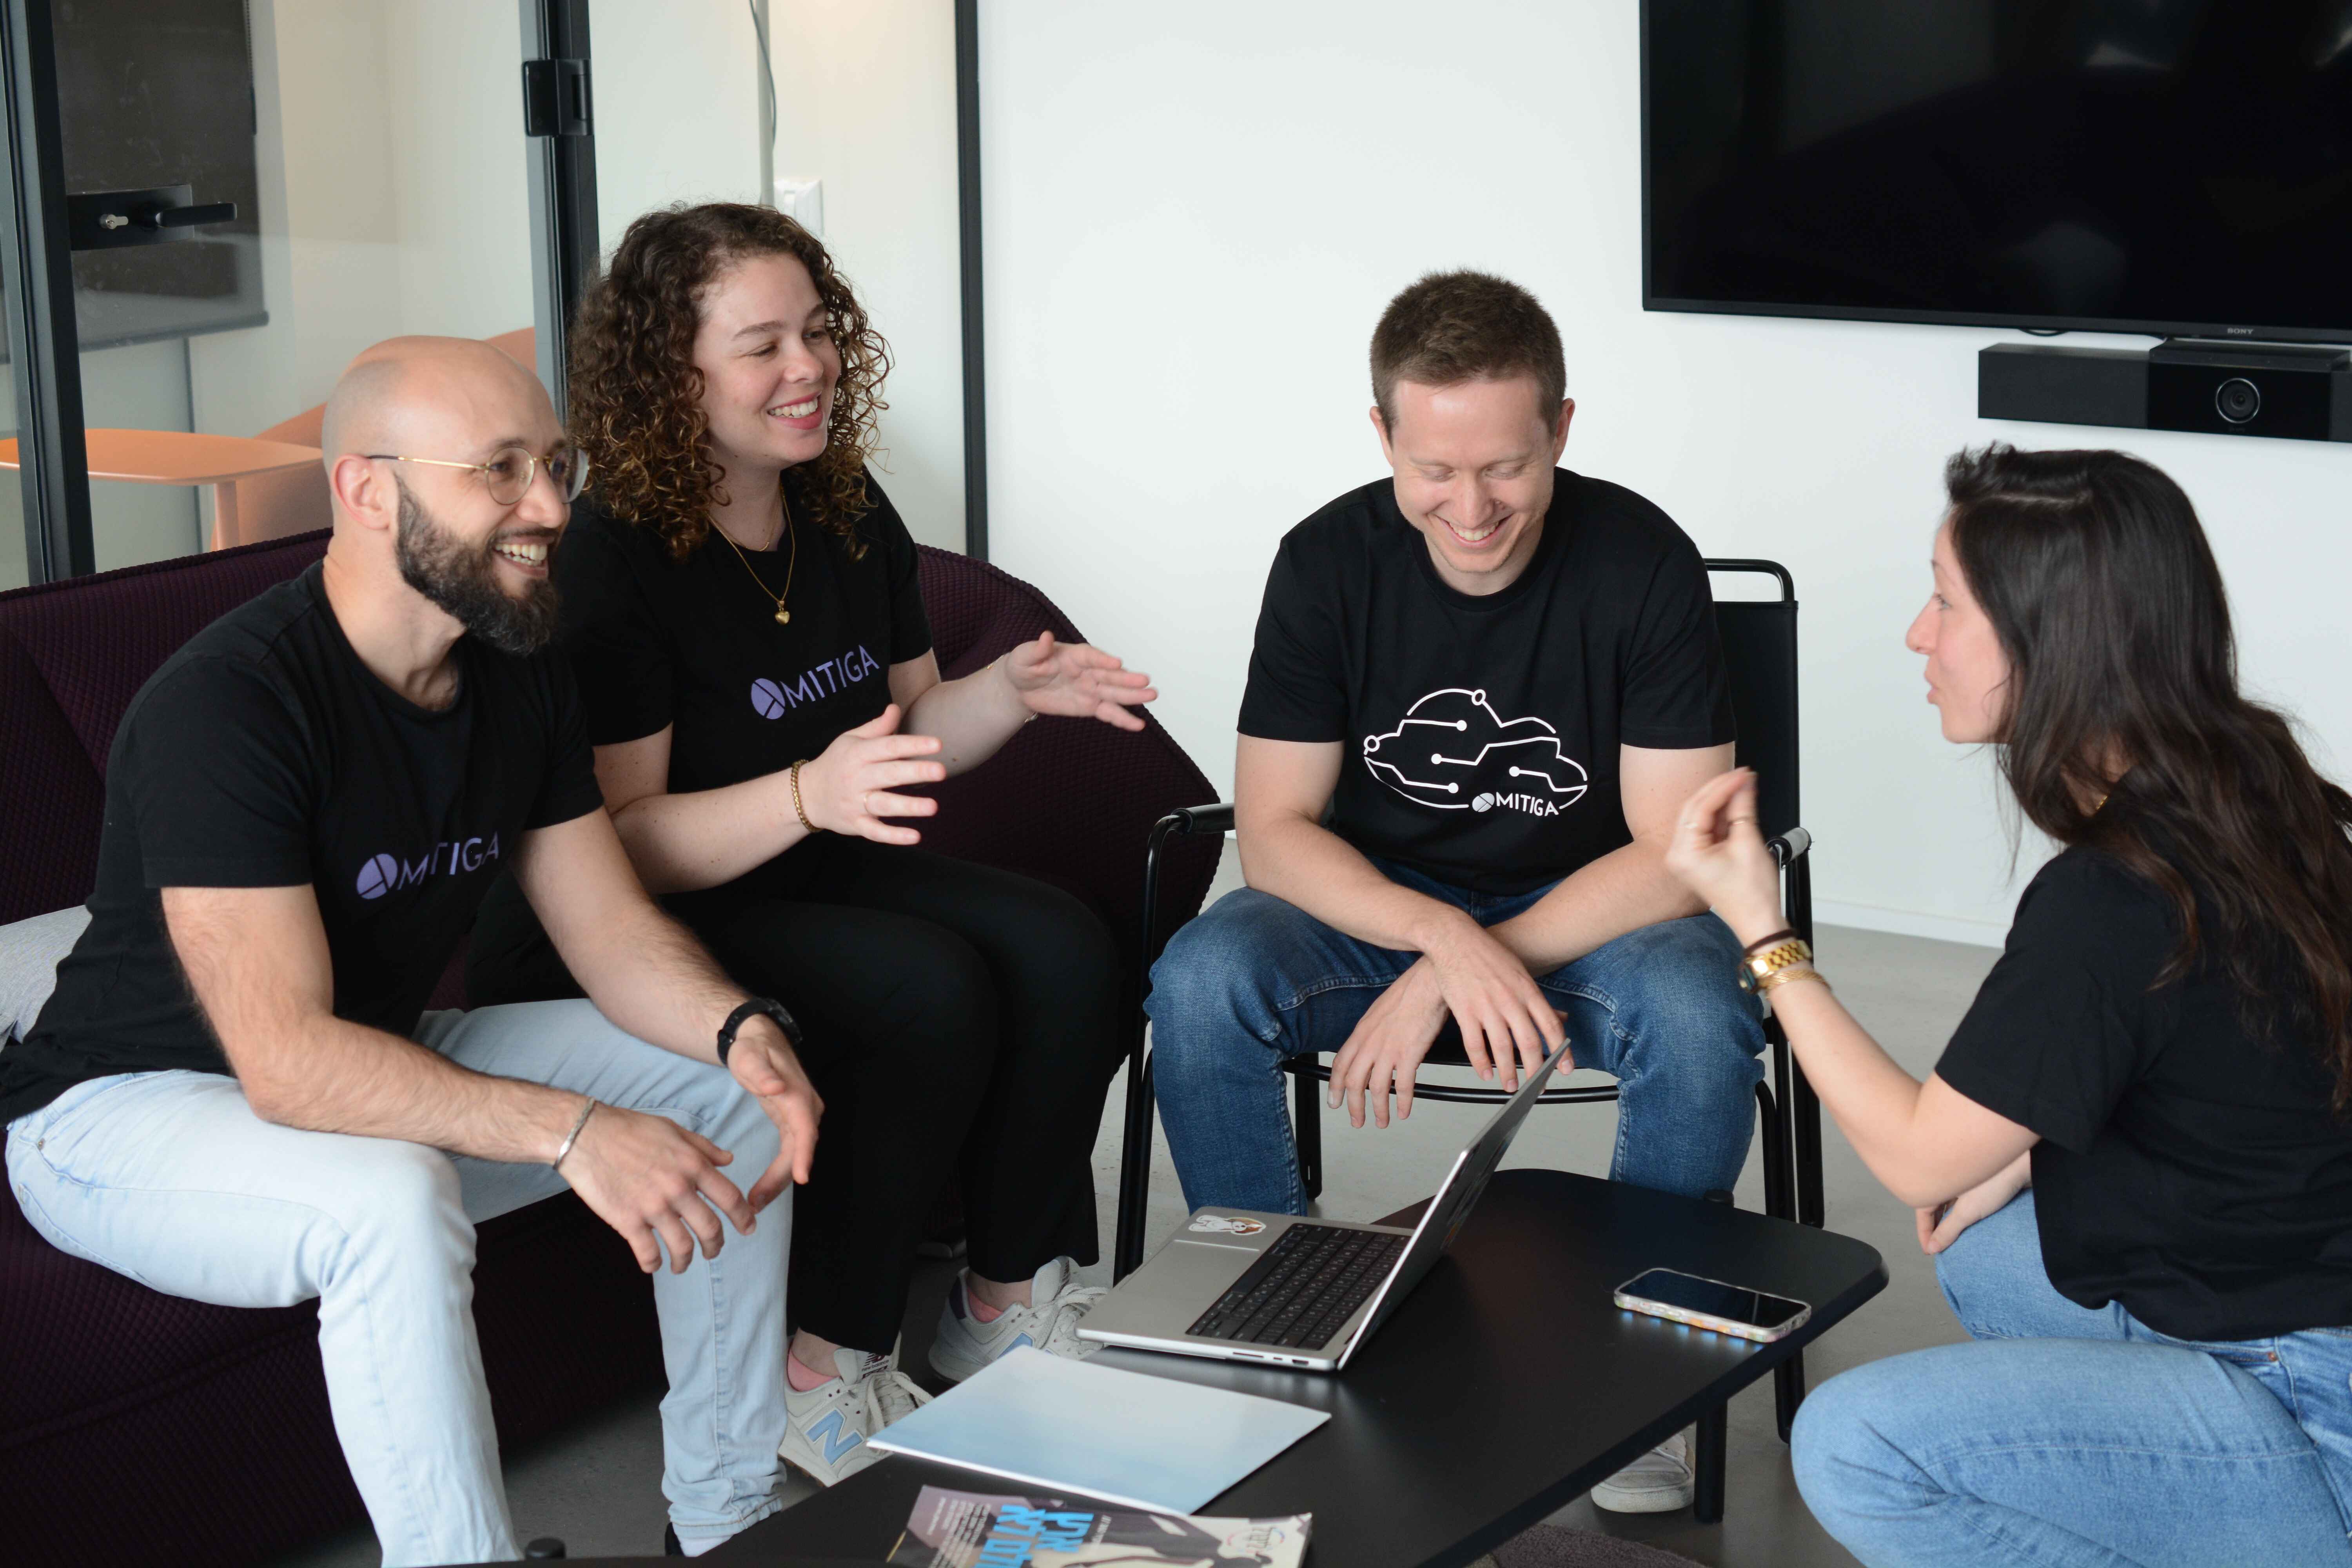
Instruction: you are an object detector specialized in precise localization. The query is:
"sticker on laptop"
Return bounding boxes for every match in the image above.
[1188,1214,1267,1235]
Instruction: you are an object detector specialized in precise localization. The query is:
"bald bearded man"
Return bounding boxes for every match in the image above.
[0,338,820,1563]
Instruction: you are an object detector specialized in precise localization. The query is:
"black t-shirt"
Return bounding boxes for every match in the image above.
[554,473,933,793]
[0,564,603,1122]
[1936,846,2352,1341]
[1237,470,1733,896]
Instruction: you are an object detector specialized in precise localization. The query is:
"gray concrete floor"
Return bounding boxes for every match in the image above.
[276,886,1999,1568]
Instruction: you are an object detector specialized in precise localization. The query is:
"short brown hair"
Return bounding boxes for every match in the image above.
[1369,270,1565,428]
[568,202,892,562]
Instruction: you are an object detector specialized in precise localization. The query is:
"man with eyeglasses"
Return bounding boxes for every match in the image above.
[0,337,821,1563]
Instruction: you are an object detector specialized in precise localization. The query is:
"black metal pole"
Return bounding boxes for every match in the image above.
[0,0,91,581]
[954,0,987,559]
[522,0,599,417]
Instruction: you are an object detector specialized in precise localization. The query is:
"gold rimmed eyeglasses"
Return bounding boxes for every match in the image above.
[366,443,591,505]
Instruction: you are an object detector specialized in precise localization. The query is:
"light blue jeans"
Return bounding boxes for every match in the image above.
[1794,1191,2352,1566]
[3,1000,792,1566]
[1142,856,1766,1213]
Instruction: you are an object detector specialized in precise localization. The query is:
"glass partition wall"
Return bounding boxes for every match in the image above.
[0,0,598,586]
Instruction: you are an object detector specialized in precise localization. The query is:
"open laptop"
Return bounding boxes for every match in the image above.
[1079,1043,1569,1372]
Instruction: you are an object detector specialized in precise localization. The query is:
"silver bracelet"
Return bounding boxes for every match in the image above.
[552,1098,599,1172]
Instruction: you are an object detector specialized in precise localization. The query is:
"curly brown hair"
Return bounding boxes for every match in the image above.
[568,202,892,561]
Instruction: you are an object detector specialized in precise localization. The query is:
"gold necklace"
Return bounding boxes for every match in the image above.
[715,489,798,624]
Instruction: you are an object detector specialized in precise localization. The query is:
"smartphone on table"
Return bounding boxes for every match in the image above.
[1613,1267,1809,1343]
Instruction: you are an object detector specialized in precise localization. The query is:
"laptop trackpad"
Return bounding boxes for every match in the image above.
[1154,1238,1260,1297]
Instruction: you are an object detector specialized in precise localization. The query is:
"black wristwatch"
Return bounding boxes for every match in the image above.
[716,997,802,1065]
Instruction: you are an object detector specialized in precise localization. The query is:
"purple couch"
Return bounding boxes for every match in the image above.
[0,530,1221,1568]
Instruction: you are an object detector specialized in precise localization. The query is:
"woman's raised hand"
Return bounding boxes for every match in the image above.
[797,704,946,846]
[1663,767,1786,944]
[1002,631,1157,731]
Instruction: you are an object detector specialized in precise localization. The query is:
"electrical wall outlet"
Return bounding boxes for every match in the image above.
[774,175,823,237]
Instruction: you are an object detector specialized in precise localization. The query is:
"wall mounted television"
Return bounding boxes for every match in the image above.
[1642,2,2352,345]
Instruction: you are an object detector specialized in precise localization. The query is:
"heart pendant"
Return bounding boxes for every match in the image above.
[775,608,791,625]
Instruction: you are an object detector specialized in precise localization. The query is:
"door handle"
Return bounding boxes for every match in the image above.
[142,201,238,231]
[66,185,241,251]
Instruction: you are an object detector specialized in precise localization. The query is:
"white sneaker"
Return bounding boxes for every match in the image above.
[928,1257,1108,1383]
[1590,1430,1695,1514]
[777,1344,932,1486]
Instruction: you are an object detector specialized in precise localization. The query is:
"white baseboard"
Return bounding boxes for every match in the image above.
[1814,898,2008,949]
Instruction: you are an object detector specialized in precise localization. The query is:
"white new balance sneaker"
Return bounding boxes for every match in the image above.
[777,1344,932,1486]
[1590,1429,1695,1514]
[928,1257,1107,1383]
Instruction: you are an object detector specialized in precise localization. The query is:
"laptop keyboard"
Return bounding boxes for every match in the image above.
[1186,1223,1408,1350]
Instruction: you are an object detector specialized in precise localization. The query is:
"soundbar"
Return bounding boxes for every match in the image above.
[1980,342,2352,444]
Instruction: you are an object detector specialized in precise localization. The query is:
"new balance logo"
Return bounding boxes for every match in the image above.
[803,1409,864,1465]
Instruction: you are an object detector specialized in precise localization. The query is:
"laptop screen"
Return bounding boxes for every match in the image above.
[1343,1043,1571,1357]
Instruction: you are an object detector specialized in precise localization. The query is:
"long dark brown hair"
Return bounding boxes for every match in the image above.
[1947,443,2352,1109]
[568,202,891,561]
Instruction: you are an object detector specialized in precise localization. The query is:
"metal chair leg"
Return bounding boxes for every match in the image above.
[1113,1049,1156,1280]
[1753,1075,1807,1439]
[1291,1062,1323,1203]
[1795,1056,1826,1228]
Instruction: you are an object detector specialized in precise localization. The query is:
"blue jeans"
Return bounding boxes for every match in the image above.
[4,1000,793,1566]
[1793,1191,2352,1566]
[1142,857,1766,1213]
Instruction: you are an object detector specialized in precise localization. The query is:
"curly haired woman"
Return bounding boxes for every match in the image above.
[468,203,1153,1486]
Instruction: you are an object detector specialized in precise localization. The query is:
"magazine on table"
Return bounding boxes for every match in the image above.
[887,1485,1312,1567]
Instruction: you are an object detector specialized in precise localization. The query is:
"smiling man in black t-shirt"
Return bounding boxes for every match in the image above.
[1144,272,1764,1513]
[0,339,820,1563]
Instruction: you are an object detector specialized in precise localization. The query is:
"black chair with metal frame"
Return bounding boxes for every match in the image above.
[1111,560,1822,1456]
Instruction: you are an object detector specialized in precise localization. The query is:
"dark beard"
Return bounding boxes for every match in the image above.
[392,478,559,656]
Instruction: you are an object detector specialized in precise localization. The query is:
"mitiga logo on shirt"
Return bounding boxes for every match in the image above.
[1363,688,1588,816]
[749,645,884,719]
[355,836,502,900]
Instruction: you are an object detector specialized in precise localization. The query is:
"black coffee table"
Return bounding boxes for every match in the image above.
[708,1169,1886,1568]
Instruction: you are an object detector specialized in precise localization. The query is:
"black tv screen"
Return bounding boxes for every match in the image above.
[1644,2,2352,343]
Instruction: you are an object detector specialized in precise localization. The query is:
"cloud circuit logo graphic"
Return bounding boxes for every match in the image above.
[1362,688,1588,816]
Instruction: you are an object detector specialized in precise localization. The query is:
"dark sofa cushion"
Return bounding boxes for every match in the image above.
[0,532,330,925]
[0,628,104,924]
[909,545,1222,973]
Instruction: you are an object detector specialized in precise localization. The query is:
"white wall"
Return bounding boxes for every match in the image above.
[767,0,965,550]
[977,1,2352,944]
[592,0,766,247]
[189,0,536,439]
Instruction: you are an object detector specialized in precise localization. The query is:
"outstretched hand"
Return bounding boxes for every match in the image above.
[1662,767,1785,944]
[1002,631,1156,731]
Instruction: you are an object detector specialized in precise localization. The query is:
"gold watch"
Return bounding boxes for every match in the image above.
[1739,935,1814,993]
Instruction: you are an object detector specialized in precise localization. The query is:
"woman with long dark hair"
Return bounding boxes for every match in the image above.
[1667,445,2352,1564]
[469,203,1153,1486]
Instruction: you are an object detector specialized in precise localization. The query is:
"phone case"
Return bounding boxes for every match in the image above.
[1612,1270,1811,1344]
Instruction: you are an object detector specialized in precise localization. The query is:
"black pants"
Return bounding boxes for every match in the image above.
[473,837,1125,1352]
